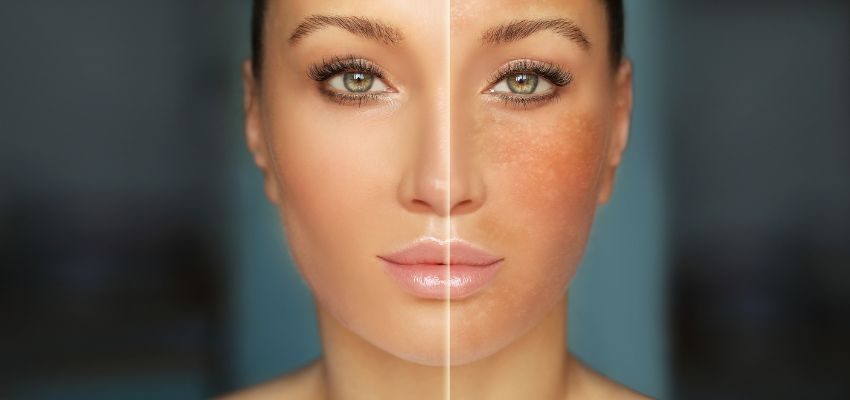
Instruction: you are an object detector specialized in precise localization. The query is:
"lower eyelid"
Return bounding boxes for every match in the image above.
[317,85,397,107]
[486,90,562,109]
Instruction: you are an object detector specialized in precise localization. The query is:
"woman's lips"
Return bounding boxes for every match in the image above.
[377,238,504,300]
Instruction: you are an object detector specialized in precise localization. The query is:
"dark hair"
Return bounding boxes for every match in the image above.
[251,0,624,78]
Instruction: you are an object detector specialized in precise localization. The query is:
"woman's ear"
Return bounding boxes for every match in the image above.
[242,59,281,205]
[597,59,633,205]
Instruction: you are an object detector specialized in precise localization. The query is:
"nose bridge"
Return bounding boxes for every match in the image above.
[398,51,485,218]
[448,96,480,211]
[399,88,451,216]
[448,95,485,216]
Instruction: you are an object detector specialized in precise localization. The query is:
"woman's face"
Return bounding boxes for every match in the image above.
[244,0,631,366]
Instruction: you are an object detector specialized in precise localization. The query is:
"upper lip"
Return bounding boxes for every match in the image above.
[378,238,503,267]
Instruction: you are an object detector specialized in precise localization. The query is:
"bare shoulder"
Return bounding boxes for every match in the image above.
[567,355,654,400]
[216,360,325,400]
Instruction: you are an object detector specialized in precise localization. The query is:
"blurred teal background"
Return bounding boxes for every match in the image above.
[3,1,849,399]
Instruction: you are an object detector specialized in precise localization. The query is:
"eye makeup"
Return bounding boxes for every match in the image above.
[308,55,396,107]
[306,56,572,109]
[485,59,574,109]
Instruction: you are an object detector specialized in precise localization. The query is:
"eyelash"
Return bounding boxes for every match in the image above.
[486,60,573,108]
[306,57,573,109]
[308,55,392,107]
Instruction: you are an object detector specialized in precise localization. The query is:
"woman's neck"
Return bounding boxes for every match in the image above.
[316,296,572,400]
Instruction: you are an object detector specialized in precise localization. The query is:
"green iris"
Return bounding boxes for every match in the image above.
[506,73,538,94]
[343,72,375,92]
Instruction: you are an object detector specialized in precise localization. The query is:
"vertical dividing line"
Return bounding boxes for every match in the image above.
[443,0,452,399]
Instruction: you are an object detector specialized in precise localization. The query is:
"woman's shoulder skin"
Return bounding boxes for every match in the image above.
[217,359,325,400]
[567,356,654,400]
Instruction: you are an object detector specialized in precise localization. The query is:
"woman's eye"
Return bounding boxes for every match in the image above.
[490,73,553,95]
[327,72,390,93]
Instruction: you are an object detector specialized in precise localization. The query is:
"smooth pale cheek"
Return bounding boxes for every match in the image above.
[260,91,452,365]
[270,129,388,331]
[272,143,449,364]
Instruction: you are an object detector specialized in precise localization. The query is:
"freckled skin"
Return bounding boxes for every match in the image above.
[449,0,621,362]
[451,110,608,365]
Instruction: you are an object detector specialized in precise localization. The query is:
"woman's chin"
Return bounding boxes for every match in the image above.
[358,320,520,368]
[343,312,507,368]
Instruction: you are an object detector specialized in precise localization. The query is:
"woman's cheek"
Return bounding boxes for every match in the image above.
[479,108,608,304]
[447,110,610,361]
[482,110,607,239]
[262,99,384,291]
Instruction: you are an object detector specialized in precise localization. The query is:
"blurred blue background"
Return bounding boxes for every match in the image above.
[1,1,848,399]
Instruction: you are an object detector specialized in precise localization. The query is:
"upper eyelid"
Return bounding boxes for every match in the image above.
[308,56,387,81]
[308,56,403,96]
[485,59,572,89]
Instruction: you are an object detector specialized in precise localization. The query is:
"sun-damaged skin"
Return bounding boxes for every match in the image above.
[224,0,648,398]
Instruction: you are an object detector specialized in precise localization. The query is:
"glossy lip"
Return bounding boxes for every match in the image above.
[377,238,504,300]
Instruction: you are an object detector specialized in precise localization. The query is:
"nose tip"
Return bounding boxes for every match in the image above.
[402,175,450,216]
[400,159,485,217]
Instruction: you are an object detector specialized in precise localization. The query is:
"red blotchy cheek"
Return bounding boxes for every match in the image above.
[483,111,607,215]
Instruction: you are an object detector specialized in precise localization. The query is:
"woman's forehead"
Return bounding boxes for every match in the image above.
[267,0,609,63]
[269,0,607,34]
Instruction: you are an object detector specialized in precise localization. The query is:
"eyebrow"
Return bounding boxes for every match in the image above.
[289,15,403,46]
[481,18,591,49]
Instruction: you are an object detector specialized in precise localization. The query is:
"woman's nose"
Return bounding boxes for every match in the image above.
[398,96,485,217]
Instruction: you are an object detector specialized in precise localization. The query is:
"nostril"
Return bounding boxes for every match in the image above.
[450,199,475,215]
[410,198,437,213]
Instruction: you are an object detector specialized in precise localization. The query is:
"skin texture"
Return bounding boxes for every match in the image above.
[225,0,645,398]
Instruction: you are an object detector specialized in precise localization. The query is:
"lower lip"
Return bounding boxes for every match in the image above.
[381,260,503,300]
